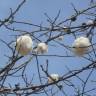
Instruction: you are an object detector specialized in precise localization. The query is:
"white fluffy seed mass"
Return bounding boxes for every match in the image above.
[16,35,33,56]
[36,43,48,54]
[87,20,94,25]
[72,36,91,56]
[48,74,59,83]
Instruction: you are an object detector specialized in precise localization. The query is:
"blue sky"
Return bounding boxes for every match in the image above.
[0,0,95,96]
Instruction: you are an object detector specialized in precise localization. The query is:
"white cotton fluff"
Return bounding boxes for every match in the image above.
[72,37,91,56]
[48,74,59,83]
[87,20,94,25]
[16,35,33,56]
[36,42,48,54]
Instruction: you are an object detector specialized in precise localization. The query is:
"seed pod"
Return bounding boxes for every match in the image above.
[36,42,48,54]
[72,36,91,56]
[48,74,59,83]
[16,35,33,56]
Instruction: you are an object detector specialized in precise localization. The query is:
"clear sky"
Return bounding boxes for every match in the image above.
[0,0,95,96]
